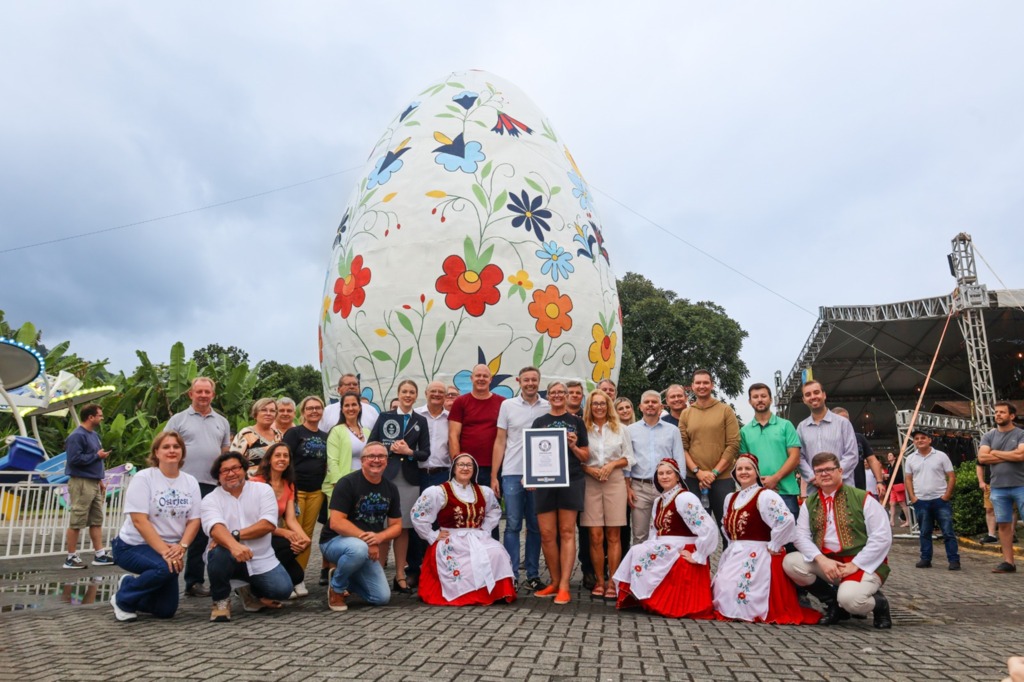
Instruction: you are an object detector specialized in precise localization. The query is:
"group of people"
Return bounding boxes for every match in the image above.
[58,369,1023,627]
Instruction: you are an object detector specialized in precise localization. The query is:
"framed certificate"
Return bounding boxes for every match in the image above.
[523,428,569,488]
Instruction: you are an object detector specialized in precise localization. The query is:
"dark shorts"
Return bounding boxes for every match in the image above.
[534,477,585,514]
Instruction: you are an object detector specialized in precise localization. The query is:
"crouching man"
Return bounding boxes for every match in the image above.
[319,441,402,612]
[201,451,292,622]
[783,452,894,629]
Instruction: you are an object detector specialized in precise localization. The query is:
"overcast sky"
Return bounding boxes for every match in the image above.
[2,2,1020,418]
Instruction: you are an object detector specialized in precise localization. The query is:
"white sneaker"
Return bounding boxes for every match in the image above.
[110,575,137,622]
[236,585,264,612]
[291,581,308,598]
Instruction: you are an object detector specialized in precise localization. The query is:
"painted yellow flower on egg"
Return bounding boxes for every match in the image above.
[588,323,617,382]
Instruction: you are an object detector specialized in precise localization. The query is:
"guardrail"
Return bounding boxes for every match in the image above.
[0,469,134,560]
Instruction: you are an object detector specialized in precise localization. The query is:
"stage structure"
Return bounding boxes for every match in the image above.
[778,233,1023,454]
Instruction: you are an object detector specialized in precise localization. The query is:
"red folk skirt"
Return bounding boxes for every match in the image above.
[417,542,517,607]
[617,544,715,619]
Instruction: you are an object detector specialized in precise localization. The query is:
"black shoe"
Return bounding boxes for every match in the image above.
[392,577,412,594]
[872,591,892,629]
[582,572,597,591]
[979,534,998,544]
[992,562,1017,573]
[319,568,329,586]
[821,600,851,625]
[807,579,847,625]
[948,562,961,571]
[915,560,932,568]
[524,577,545,592]
[406,573,419,590]
[184,583,210,598]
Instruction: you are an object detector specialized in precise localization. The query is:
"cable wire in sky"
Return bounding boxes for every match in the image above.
[0,166,362,255]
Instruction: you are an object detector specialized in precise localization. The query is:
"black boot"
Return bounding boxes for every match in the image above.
[807,578,849,625]
[872,591,892,629]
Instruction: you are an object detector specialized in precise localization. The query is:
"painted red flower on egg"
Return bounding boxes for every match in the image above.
[333,255,371,318]
[435,255,502,317]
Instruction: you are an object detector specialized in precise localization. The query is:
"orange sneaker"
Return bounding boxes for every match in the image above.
[534,584,558,598]
[554,589,571,605]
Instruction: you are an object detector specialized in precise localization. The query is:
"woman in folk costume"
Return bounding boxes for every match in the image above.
[612,458,717,618]
[410,453,517,606]
[712,453,821,624]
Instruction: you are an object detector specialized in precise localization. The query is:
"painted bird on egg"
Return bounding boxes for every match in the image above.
[320,70,621,409]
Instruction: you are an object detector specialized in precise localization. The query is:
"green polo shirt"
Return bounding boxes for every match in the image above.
[739,413,801,496]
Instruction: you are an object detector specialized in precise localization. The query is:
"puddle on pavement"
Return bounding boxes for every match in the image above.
[0,573,118,614]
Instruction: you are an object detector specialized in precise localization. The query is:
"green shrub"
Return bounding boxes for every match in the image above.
[952,459,986,536]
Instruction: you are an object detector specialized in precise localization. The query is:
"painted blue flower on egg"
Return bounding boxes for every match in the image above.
[367,138,412,189]
[433,132,485,173]
[452,91,479,110]
[536,241,574,282]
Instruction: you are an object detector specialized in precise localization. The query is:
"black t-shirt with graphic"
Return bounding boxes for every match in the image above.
[319,470,401,545]
[531,412,589,480]
[282,425,329,492]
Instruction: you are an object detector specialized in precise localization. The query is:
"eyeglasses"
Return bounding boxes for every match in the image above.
[258,407,278,414]
[364,454,388,460]
[220,466,244,475]
[446,393,459,398]
[548,391,566,396]
[455,463,474,469]
[813,466,839,476]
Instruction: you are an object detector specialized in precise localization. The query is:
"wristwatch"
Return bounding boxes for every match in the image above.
[691,466,700,475]
[231,530,241,542]
[179,541,189,549]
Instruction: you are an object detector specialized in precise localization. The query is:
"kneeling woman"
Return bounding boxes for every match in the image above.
[712,453,820,624]
[110,432,202,621]
[410,454,516,606]
[613,458,716,619]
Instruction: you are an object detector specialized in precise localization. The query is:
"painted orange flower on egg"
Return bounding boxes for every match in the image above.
[333,255,371,318]
[528,285,573,338]
[435,255,503,317]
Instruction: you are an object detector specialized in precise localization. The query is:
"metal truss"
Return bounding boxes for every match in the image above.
[950,233,998,429]
[821,295,953,322]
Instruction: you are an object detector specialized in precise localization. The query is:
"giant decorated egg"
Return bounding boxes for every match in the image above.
[319,70,621,407]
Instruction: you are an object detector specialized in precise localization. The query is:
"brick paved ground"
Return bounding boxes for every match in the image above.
[1,534,1021,681]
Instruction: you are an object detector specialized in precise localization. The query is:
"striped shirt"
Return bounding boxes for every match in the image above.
[796,409,859,486]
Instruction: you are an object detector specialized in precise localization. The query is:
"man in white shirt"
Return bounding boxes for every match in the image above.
[415,381,452,489]
[201,452,292,623]
[491,366,549,591]
[320,373,380,433]
[904,429,959,570]
[626,390,686,545]
[783,452,893,629]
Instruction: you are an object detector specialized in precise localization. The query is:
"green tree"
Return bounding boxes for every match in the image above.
[617,272,749,403]
[193,344,249,372]
[259,361,323,401]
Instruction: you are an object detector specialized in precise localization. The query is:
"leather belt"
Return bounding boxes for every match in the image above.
[631,478,655,484]
[426,467,449,475]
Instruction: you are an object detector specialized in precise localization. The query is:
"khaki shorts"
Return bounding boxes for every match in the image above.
[984,486,993,511]
[581,468,627,527]
[68,477,104,529]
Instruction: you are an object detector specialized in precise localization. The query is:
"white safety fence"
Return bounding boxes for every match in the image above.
[0,471,134,560]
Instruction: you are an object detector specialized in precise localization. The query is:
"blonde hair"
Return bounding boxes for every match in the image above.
[584,389,621,433]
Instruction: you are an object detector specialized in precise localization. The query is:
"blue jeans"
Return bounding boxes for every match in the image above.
[501,475,540,580]
[320,536,391,605]
[779,494,800,520]
[913,498,960,563]
[206,546,294,602]
[990,485,1024,524]
[111,536,179,618]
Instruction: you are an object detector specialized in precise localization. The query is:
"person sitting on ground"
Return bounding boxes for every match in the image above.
[613,458,717,619]
[109,432,201,621]
[712,453,820,624]
[410,453,516,606]
[319,441,402,612]
[250,442,311,597]
[320,391,369,586]
[230,398,282,468]
[783,452,893,629]
[201,451,293,622]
